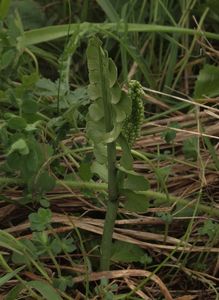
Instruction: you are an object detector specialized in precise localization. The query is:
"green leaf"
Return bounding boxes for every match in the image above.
[78,162,92,181]
[21,99,38,114]
[50,239,62,255]
[162,122,179,143]
[12,240,37,264]
[21,23,219,48]
[104,122,123,143]
[48,236,75,256]
[111,83,121,104]
[113,91,132,120]
[198,220,219,241]
[91,161,108,182]
[0,49,15,70]
[86,36,131,163]
[183,137,198,161]
[122,190,149,212]
[35,171,56,193]
[96,0,120,22]
[5,284,24,300]
[0,230,24,254]
[27,280,62,300]
[7,117,27,130]
[86,119,105,143]
[173,204,194,217]
[9,0,45,30]
[36,78,57,96]
[39,198,50,208]
[118,134,133,170]
[93,143,107,164]
[9,138,29,155]
[53,276,73,292]
[155,166,171,185]
[29,208,52,231]
[108,58,117,87]
[118,165,139,176]
[157,212,173,224]
[111,241,145,263]
[88,100,104,121]
[140,253,153,265]
[32,231,49,253]
[203,135,219,171]
[21,72,39,88]
[7,152,22,169]
[0,0,11,20]
[0,265,25,288]
[124,174,149,191]
[194,64,219,98]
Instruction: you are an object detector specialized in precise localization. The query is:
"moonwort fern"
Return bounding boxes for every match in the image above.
[86,37,132,164]
[86,36,146,271]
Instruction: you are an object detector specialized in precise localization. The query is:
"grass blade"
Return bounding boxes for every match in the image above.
[0,0,11,20]
[23,23,219,46]
[96,0,120,22]
[27,281,62,300]
[0,265,25,287]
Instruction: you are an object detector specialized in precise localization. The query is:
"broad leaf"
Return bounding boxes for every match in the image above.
[0,0,11,20]
[117,134,133,170]
[91,161,108,181]
[21,99,38,114]
[78,161,92,181]
[29,208,52,231]
[9,138,29,155]
[35,171,56,193]
[124,174,149,191]
[7,117,27,130]
[183,137,198,161]
[111,241,145,263]
[194,64,219,98]
[122,190,149,212]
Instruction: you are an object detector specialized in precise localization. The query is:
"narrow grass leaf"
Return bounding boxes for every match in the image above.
[203,135,219,171]
[27,280,62,300]
[0,231,24,254]
[0,0,11,20]
[96,0,120,22]
[5,284,25,300]
[23,23,219,46]
[0,266,25,287]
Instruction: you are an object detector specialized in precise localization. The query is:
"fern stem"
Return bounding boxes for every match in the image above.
[100,141,119,271]
[92,41,119,271]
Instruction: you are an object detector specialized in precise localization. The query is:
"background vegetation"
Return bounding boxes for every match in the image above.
[0,0,219,299]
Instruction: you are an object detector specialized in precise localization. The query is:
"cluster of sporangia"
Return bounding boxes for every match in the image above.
[122,80,144,147]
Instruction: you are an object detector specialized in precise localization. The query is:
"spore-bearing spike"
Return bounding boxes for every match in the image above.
[122,80,144,147]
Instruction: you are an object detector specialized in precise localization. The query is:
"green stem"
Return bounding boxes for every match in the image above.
[100,141,118,271]
[96,42,119,271]
[0,177,23,186]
